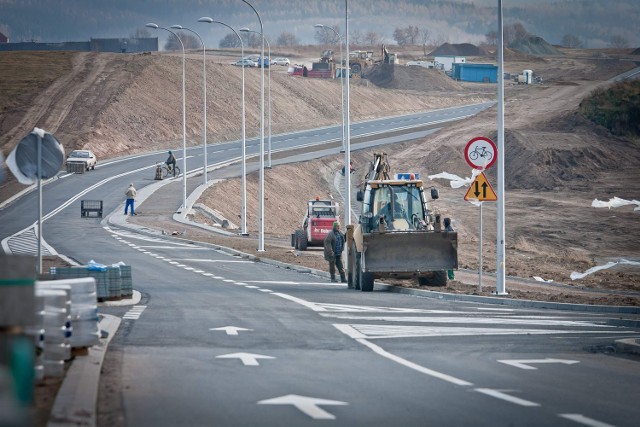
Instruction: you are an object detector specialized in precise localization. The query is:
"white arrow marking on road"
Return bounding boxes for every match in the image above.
[216,352,275,366]
[258,394,348,420]
[497,358,580,370]
[209,326,252,336]
[558,413,617,427]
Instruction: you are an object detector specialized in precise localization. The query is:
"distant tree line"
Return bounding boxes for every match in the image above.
[218,31,300,49]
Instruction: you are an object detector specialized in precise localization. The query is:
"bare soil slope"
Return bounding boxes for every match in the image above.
[2,49,639,305]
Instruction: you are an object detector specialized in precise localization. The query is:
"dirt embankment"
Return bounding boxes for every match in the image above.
[2,49,639,305]
[189,52,640,304]
[0,50,491,200]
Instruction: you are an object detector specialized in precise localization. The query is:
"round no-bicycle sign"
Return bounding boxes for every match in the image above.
[464,136,497,170]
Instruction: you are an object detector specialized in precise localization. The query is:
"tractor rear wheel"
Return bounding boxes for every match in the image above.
[359,255,374,292]
[297,231,308,251]
[351,63,361,74]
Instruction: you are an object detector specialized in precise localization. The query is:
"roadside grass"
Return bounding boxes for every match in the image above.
[0,51,73,114]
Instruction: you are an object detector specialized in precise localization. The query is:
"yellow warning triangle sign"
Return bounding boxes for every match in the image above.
[464,172,497,202]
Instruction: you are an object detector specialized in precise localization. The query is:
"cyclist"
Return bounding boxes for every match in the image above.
[165,151,177,177]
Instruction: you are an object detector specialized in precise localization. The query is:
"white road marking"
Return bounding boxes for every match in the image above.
[249,281,342,286]
[258,394,348,420]
[123,305,147,320]
[558,414,617,427]
[175,258,251,263]
[245,285,260,289]
[497,358,580,370]
[475,388,540,407]
[321,315,604,327]
[137,245,209,249]
[316,303,455,313]
[273,293,326,311]
[259,289,273,293]
[209,326,252,335]
[223,279,235,283]
[338,324,615,339]
[216,352,275,366]
[339,330,473,387]
[251,281,307,285]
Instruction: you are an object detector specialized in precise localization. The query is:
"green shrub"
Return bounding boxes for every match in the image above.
[579,80,640,137]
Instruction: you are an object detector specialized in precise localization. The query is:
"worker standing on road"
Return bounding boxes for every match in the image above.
[124,183,137,216]
[324,221,346,283]
[166,150,177,177]
[444,217,454,280]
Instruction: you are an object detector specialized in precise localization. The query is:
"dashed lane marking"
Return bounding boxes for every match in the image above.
[123,305,147,320]
[475,389,539,407]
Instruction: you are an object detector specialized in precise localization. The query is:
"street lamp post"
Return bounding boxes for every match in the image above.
[146,23,187,211]
[198,17,248,235]
[314,24,345,154]
[171,25,208,186]
[240,0,266,252]
[344,0,352,227]
[240,28,271,169]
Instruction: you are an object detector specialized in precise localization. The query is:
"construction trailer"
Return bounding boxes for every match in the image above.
[452,63,498,83]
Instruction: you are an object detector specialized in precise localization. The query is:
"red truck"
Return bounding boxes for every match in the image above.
[292,197,340,250]
[288,63,333,79]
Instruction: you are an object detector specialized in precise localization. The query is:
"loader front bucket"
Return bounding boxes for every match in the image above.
[362,231,458,273]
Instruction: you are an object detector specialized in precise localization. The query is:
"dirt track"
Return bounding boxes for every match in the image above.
[2,47,639,306]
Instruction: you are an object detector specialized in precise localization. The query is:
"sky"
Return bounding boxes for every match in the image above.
[0,0,638,49]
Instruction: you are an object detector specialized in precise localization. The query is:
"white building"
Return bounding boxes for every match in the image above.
[433,55,466,72]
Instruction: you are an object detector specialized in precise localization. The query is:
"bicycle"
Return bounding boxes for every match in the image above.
[469,146,493,161]
[162,163,181,178]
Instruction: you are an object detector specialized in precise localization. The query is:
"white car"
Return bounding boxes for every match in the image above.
[233,59,257,67]
[66,149,97,171]
[271,57,290,66]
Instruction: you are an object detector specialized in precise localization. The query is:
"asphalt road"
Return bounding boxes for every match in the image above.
[2,103,639,426]
[99,229,639,426]
[1,102,493,257]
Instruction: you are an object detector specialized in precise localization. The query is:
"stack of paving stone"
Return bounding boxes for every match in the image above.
[37,278,100,349]
[34,289,70,377]
[119,264,133,297]
[106,266,122,300]
[50,262,133,300]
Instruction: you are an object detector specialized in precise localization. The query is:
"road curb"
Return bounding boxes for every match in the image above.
[614,337,640,355]
[47,314,121,427]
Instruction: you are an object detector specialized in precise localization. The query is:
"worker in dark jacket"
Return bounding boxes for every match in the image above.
[444,217,455,280]
[166,150,177,177]
[324,221,346,283]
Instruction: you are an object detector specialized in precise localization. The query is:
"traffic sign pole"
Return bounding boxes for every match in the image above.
[479,202,483,292]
